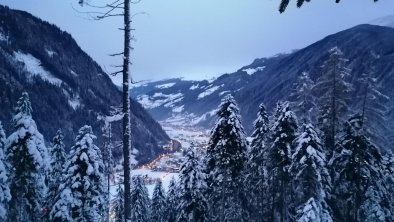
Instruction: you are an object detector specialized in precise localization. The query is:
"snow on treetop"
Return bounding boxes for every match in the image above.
[329,46,343,56]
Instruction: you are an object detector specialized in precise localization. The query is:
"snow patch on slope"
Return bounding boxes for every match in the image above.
[242,66,266,75]
[45,49,56,57]
[0,31,7,42]
[172,105,184,113]
[137,93,184,109]
[190,84,199,90]
[14,51,62,86]
[197,85,222,99]
[156,82,176,89]
[68,96,81,110]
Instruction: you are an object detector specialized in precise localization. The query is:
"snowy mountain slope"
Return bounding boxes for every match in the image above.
[0,5,169,163]
[132,24,394,150]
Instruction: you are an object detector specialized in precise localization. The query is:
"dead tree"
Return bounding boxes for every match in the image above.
[76,1,137,221]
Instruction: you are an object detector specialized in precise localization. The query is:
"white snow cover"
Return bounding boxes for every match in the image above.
[190,84,199,90]
[6,113,50,170]
[156,82,176,89]
[219,90,231,96]
[69,69,78,77]
[0,32,7,42]
[130,168,179,197]
[242,66,266,75]
[137,93,183,109]
[68,96,81,110]
[197,85,222,99]
[45,49,56,57]
[172,105,184,113]
[14,51,62,86]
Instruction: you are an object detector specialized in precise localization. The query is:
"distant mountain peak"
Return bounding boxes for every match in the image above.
[368,15,394,28]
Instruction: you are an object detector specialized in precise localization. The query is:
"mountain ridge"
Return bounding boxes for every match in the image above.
[0,5,170,163]
[132,24,394,150]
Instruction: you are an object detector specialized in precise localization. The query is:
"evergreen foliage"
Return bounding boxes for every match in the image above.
[266,101,298,222]
[5,92,49,221]
[0,122,10,220]
[289,72,316,125]
[165,177,178,222]
[279,0,379,13]
[130,176,150,222]
[177,149,208,222]
[245,103,270,220]
[49,125,105,222]
[290,124,332,222]
[112,182,125,222]
[314,47,353,155]
[47,129,66,212]
[150,180,166,222]
[205,95,248,221]
[331,115,389,221]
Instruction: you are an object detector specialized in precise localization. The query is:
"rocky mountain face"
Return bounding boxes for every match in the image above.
[0,5,169,163]
[132,24,394,150]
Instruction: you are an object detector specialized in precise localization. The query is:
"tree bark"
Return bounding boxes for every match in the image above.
[122,0,132,221]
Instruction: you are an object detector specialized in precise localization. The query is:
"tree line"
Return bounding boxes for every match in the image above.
[0,46,392,222]
[110,47,394,222]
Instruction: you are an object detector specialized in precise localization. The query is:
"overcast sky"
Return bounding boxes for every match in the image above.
[3,0,394,85]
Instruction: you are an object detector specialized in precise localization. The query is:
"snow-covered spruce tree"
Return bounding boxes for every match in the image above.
[130,176,150,222]
[150,180,166,222]
[245,103,270,220]
[5,92,50,221]
[266,101,298,222]
[0,122,10,220]
[357,62,391,148]
[314,47,353,156]
[47,130,66,213]
[49,125,105,222]
[112,182,125,222]
[205,95,248,221]
[289,72,316,125]
[382,154,394,220]
[177,148,208,222]
[165,177,178,222]
[289,124,332,222]
[331,115,389,221]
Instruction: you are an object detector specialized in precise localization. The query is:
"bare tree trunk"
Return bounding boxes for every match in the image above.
[122,0,132,221]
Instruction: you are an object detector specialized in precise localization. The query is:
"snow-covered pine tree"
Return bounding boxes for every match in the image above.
[130,176,150,222]
[177,148,208,222]
[0,122,10,220]
[49,125,105,222]
[266,101,298,222]
[47,130,66,214]
[289,72,316,125]
[245,103,270,220]
[331,115,389,221]
[382,154,394,221]
[357,62,391,149]
[314,47,353,155]
[165,177,178,222]
[150,180,166,222]
[205,94,248,221]
[112,182,125,222]
[5,92,50,221]
[289,124,332,222]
